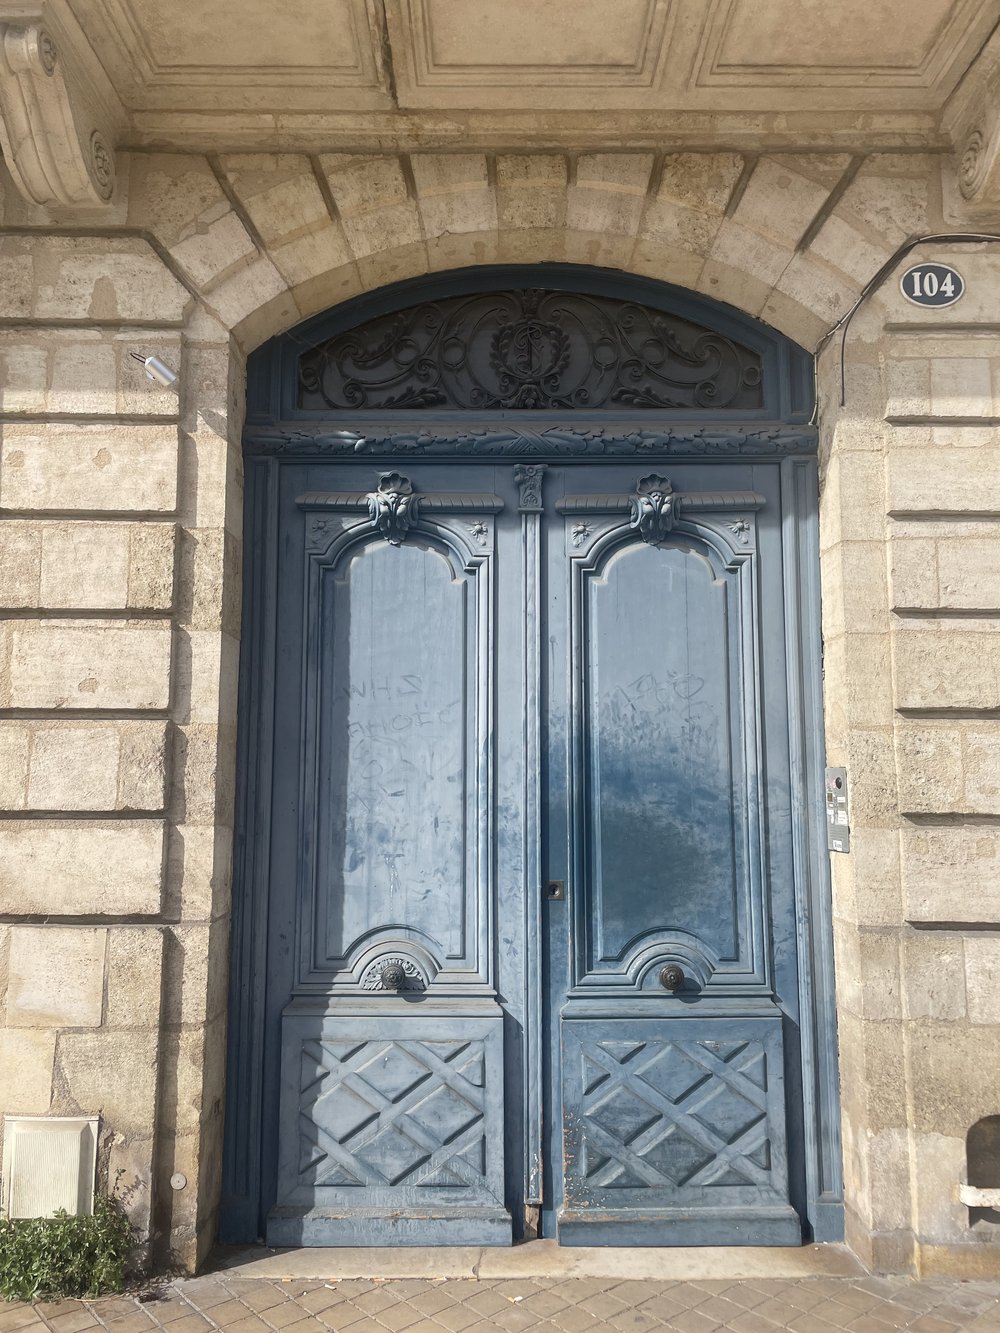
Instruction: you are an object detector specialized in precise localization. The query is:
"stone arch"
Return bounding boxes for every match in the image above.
[112,150,941,360]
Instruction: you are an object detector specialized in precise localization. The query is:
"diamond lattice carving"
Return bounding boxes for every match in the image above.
[575,1038,773,1191]
[298,1038,487,1190]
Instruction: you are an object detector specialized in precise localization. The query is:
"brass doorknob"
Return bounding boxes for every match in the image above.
[659,964,685,991]
[380,962,407,991]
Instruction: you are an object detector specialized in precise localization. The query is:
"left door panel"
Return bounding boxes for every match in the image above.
[264,465,512,1246]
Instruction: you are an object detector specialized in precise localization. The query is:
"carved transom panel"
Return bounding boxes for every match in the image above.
[298,289,764,412]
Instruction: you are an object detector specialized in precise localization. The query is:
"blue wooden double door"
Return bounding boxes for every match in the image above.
[252,452,832,1249]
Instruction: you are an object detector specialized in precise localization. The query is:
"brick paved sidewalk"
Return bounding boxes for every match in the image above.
[2,1271,1000,1333]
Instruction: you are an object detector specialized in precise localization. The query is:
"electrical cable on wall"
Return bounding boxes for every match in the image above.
[813,232,1000,419]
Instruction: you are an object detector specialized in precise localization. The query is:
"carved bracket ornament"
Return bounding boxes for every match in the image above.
[514,463,546,512]
[558,476,763,548]
[367,471,420,545]
[955,114,1000,215]
[0,8,118,208]
[945,28,1000,216]
[297,474,504,549]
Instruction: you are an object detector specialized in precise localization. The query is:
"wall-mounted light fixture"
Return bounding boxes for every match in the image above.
[128,350,177,388]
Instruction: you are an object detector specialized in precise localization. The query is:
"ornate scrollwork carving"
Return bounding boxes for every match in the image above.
[366,472,419,546]
[298,290,764,413]
[0,12,117,208]
[956,120,1000,207]
[630,474,679,545]
[360,955,425,992]
[945,26,1000,215]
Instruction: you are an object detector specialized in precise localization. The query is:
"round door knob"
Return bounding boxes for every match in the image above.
[660,964,685,991]
[380,962,407,991]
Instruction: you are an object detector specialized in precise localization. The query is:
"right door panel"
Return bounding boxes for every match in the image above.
[549,465,802,1245]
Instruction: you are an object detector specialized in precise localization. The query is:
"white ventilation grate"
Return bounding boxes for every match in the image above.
[2,1117,98,1218]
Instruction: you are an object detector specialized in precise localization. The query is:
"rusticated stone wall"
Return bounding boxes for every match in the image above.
[0,148,997,1276]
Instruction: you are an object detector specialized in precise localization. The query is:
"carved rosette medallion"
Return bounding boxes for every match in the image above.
[630,474,679,545]
[37,29,57,74]
[306,516,336,550]
[90,131,114,197]
[959,127,987,199]
[360,955,425,992]
[366,472,420,545]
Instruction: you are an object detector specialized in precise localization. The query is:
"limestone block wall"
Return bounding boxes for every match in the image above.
[0,146,996,1274]
[0,216,244,1267]
[819,247,1000,1275]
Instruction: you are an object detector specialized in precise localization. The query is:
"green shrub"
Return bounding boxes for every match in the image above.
[0,1193,135,1302]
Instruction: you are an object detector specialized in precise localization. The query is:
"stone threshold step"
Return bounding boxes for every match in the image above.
[212,1239,865,1282]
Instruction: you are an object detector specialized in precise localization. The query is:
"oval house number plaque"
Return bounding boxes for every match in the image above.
[900,262,965,308]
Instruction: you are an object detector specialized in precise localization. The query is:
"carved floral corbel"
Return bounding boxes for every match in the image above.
[629,474,679,545]
[367,472,420,546]
[0,6,117,208]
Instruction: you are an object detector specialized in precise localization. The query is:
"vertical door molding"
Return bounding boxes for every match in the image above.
[515,464,547,1207]
[779,455,845,1240]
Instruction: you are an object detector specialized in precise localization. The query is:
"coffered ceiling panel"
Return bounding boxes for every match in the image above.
[390,0,670,86]
[385,0,998,111]
[386,0,689,106]
[70,0,393,110]
[695,0,995,88]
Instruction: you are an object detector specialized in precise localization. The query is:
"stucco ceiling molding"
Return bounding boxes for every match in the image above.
[0,0,122,208]
[53,0,1000,140]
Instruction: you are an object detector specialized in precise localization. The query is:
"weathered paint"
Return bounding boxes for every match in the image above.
[221,267,841,1247]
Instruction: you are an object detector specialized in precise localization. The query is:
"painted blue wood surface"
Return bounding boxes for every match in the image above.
[269,1008,509,1246]
[303,530,487,981]
[582,539,742,967]
[559,1017,800,1246]
[221,267,842,1249]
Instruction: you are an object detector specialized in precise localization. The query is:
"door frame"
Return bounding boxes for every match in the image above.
[220,264,844,1246]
